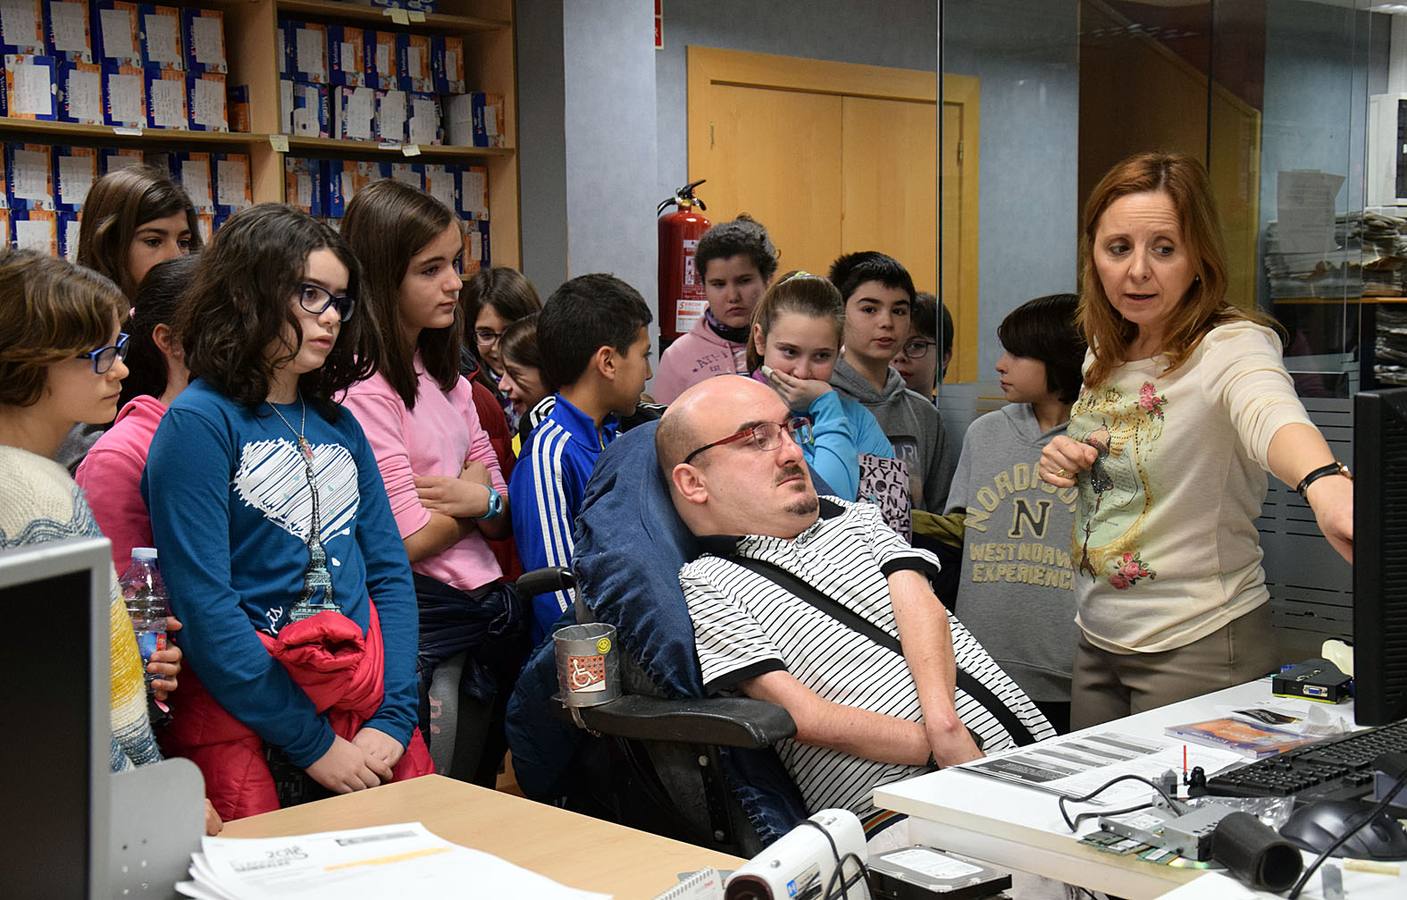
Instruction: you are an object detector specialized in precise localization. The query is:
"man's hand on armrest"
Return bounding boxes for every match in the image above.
[887,568,984,767]
[741,670,931,767]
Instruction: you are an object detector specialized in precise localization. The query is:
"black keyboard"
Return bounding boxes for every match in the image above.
[1206,718,1407,803]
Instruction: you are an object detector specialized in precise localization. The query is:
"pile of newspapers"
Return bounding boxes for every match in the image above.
[1376,306,1407,385]
[1263,210,1407,300]
[176,822,606,900]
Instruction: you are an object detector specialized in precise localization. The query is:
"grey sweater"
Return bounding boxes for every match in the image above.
[946,404,1078,702]
[830,358,954,513]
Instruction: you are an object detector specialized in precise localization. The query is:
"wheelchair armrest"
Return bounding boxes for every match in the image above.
[517,566,575,597]
[552,694,796,749]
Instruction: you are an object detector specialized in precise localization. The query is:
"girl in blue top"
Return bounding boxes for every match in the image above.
[143,204,420,809]
[748,271,894,501]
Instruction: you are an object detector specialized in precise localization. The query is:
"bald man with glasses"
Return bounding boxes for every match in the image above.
[654,376,1051,838]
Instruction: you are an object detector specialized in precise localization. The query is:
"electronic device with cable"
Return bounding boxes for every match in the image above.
[724,809,869,900]
[0,538,203,898]
[1272,659,1352,704]
[1098,802,1234,861]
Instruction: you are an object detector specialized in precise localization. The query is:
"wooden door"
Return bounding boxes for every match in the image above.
[942,75,979,383]
[706,84,844,276]
[841,96,938,293]
[688,47,980,381]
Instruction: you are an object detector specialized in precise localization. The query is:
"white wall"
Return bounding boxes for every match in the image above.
[516,0,659,342]
[562,0,659,319]
[942,0,1081,382]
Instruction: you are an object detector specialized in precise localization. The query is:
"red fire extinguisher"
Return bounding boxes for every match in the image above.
[657,179,711,345]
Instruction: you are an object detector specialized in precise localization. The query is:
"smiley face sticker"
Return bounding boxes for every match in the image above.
[596,637,612,655]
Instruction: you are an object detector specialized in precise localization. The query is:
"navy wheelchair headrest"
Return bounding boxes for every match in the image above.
[573,420,706,696]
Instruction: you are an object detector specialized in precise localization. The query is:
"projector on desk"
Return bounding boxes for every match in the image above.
[1272,658,1352,704]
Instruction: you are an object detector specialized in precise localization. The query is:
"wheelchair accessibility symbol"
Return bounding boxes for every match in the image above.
[568,654,607,692]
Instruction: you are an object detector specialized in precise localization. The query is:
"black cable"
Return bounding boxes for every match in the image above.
[1068,801,1157,831]
[1286,769,1407,900]
[793,820,847,900]
[822,851,868,900]
[1058,774,1182,831]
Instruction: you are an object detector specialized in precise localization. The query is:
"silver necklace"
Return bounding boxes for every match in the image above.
[266,394,337,621]
[266,396,313,461]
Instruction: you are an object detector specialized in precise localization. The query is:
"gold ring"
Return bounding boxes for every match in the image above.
[1056,467,1069,478]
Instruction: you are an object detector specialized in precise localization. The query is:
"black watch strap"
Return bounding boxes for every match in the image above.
[1296,461,1350,499]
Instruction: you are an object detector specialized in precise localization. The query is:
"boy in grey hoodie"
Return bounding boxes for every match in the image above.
[828,251,954,512]
[935,294,1087,733]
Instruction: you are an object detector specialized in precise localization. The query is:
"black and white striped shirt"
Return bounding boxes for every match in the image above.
[681,498,1052,819]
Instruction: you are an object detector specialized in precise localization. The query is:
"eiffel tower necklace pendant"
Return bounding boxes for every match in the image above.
[267,395,337,624]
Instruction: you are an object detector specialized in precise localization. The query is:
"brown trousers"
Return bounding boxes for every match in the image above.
[1070,602,1280,731]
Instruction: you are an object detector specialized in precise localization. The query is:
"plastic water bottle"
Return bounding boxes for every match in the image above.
[119,548,168,685]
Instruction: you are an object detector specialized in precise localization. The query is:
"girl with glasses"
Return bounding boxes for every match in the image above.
[0,249,174,782]
[748,272,896,507]
[340,180,528,785]
[891,292,946,400]
[77,255,200,571]
[459,266,542,430]
[143,204,431,820]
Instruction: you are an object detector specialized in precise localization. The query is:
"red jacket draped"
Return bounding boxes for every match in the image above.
[160,602,433,820]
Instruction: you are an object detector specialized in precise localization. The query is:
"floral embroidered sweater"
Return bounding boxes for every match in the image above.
[1066,321,1314,654]
[0,445,163,772]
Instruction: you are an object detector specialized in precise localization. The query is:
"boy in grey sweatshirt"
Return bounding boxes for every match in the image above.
[939,294,1086,732]
[828,252,954,512]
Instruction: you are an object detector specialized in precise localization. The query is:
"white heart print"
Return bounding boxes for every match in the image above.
[233,438,359,543]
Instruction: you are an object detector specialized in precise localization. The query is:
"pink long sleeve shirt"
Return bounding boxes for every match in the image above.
[76,394,168,572]
[342,362,507,595]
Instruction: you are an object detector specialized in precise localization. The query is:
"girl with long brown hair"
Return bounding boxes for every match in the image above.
[1041,152,1352,728]
[340,179,526,785]
[77,165,202,300]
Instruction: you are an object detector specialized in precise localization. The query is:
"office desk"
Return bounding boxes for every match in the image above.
[223,775,744,898]
[875,680,1362,899]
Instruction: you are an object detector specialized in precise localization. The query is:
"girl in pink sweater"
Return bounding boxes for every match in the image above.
[77,254,199,571]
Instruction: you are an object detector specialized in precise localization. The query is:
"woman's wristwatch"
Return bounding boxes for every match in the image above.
[1295,461,1352,500]
[479,485,504,521]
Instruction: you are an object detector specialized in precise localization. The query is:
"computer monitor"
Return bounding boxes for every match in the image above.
[1353,386,1407,726]
[0,537,113,899]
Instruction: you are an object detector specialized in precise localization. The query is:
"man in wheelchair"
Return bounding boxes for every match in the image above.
[655,376,1053,837]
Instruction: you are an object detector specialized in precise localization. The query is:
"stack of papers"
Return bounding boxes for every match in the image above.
[954,731,1245,808]
[176,822,610,899]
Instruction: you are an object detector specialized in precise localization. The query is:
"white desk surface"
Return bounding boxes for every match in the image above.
[873,679,1381,899]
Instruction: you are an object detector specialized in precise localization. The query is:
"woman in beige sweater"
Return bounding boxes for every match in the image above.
[1041,153,1353,729]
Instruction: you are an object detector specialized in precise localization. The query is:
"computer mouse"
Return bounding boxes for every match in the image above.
[1279,799,1407,861]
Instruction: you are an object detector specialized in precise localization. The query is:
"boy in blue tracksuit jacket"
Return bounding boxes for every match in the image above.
[509,274,654,644]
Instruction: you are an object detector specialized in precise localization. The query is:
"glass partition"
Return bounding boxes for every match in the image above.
[939,0,1386,646]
